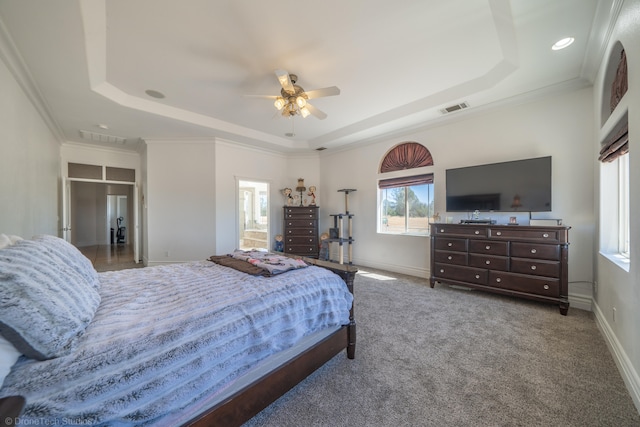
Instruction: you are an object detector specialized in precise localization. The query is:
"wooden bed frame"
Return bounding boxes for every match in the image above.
[0,257,357,427]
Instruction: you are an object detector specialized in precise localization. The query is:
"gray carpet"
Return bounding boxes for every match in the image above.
[243,267,640,427]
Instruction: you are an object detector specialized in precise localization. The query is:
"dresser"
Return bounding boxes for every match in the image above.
[430,223,570,315]
[283,206,319,258]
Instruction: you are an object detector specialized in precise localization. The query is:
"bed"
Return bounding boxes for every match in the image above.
[0,235,356,426]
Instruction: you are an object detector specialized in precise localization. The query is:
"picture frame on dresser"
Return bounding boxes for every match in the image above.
[430,223,570,315]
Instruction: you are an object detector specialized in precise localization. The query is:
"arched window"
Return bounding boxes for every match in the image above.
[378,142,435,235]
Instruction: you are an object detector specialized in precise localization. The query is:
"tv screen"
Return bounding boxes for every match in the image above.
[446,156,552,212]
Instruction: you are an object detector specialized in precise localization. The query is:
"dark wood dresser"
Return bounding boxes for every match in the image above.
[283,206,319,258]
[430,223,570,315]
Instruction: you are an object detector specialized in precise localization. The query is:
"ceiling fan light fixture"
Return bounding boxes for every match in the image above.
[296,96,307,108]
[300,107,310,118]
[274,97,285,110]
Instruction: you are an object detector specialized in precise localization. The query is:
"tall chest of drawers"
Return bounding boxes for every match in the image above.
[283,206,319,258]
[430,223,570,315]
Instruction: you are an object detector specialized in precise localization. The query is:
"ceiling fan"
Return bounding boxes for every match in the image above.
[246,69,340,120]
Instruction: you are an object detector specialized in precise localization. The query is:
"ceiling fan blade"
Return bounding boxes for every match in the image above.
[242,94,279,99]
[305,103,327,120]
[304,86,340,99]
[275,69,295,94]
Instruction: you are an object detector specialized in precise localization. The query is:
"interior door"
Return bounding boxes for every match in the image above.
[62,177,72,242]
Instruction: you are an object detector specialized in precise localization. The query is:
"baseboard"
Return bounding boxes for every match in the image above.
[353,258,428,279]
[593,301,640,413]
[567,293,592,311]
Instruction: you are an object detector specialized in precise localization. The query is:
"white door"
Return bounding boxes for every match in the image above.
[62,177,72,242]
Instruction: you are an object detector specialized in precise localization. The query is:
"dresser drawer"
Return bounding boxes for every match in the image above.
[434,237,468,252]
[285,207,318,219]
[286,236,318,245]
[488,228,561,242]
[469,254,509,271]
[434,225,488,237]
[285,245,317,255]
[286,228,316,236]
[285,219,317,228]
[489,271,559,297]
[434,263,487,285]
[510,258,560,278]
[434,250,468,265]
[469,240,508,256]
[510,242,560,260]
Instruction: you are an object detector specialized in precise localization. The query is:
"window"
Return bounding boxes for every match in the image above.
[379,180,434,235]
[619,153,630,258]
[378,142,434,236]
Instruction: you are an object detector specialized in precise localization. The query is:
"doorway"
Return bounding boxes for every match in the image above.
[67,181,139,267]
[238,179,269,251]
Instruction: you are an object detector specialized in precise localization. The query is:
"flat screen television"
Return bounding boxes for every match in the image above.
[446,156,552,212]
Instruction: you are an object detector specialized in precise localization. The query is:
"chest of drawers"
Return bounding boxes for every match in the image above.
[430,223,570,315]
[283,206,319,258]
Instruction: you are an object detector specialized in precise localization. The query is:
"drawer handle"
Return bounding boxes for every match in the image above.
[447,256,452,260]
[496,231,502,236]
[448,242,453,247]
[496,278,502,283]
[475,274,480,279]
[440,269,445,273]
[531,248,537,254]
[531,265,537,270]
[543,284,550,290]
[485,245,491,250]
[543,233,549,238]
[485,260,491,265]
[474,230,480,235]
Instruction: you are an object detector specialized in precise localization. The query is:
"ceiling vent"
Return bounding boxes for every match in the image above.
[440,102,470,114]
[79,130,127,144]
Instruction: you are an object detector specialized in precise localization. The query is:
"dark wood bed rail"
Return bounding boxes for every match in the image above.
[0,258,357,427]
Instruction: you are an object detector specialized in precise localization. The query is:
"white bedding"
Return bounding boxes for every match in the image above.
[0,260,353,426]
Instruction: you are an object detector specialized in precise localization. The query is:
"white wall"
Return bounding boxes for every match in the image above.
[213,140,320,255]
[0,51,59,237]
[320,87,596,308]
[144,140,216,264]
[592,0,640,411]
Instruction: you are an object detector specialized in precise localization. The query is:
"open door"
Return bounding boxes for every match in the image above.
[134,184,140,263]
[62,177,72,242]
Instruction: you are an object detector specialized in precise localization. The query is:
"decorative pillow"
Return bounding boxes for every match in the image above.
[0,335,22,388]
[0,236,101,360]
[0,234,24,249]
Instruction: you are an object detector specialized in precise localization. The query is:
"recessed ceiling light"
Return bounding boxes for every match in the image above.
[97,124,109,129]
[145,89,165,99]
[552,37,575,51]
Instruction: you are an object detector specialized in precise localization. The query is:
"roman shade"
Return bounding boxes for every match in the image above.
[599,122,628,163]
[378,174,434,189]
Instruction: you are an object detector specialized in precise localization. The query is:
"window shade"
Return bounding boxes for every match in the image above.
[610,49,627,113]
[378,173,434,189]
[599,122,628,163]
[380,142,433,173]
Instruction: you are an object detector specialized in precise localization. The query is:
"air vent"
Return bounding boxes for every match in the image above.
[316,147,327,151]
[440,102,470,114]
[79,130,127,144]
